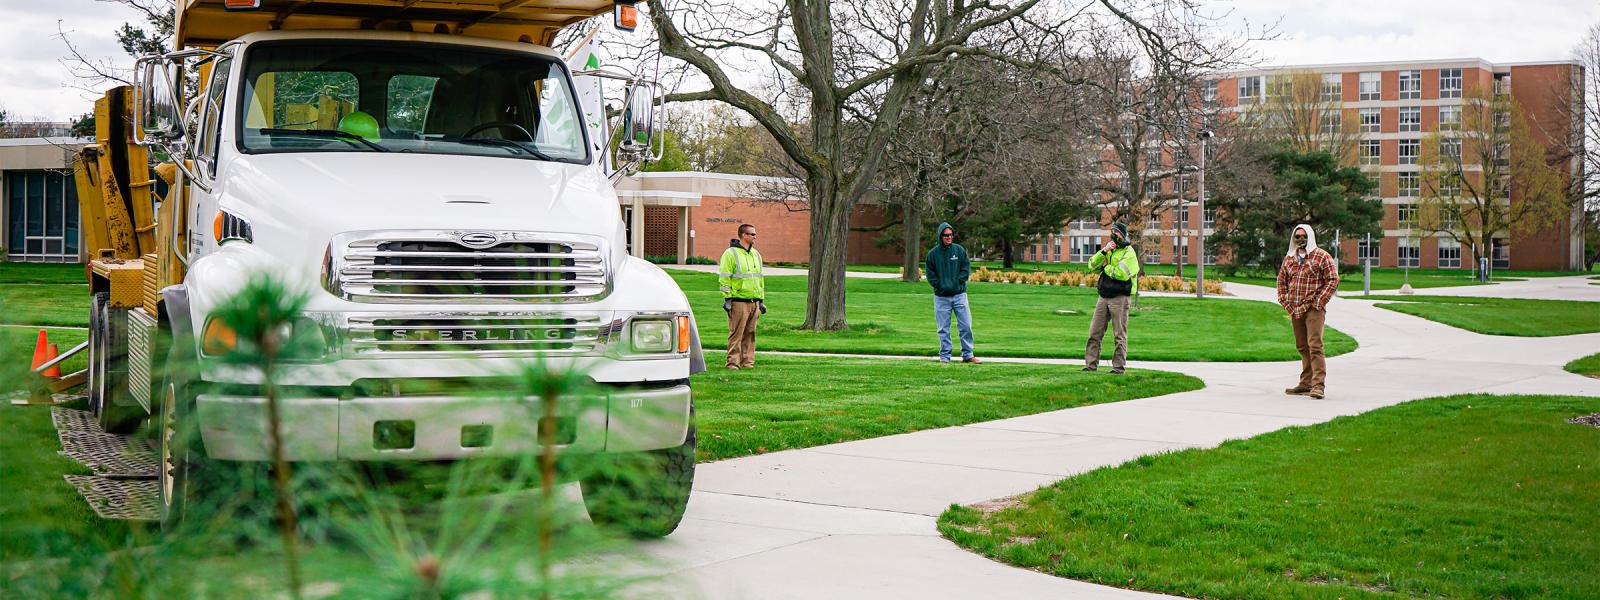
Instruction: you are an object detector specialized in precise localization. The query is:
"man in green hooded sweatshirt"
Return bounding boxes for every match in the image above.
[926,222,979,363]
[1084,223,1140,374]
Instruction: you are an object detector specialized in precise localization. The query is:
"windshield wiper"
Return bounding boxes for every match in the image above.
[258,128,390,152]
[458,137,555,161]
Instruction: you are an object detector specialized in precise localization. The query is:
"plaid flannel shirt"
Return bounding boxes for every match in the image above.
[1276,248,1340,318]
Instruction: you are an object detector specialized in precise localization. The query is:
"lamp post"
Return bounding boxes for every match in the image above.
[1195,129,1214,299]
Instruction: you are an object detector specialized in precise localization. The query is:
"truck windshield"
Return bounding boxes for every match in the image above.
[237,41,589,164]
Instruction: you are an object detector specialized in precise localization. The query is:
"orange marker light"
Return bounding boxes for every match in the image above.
[614,2,638,32]
[676,315,691,353]
[213,211,224,242]
[202,318,238,355]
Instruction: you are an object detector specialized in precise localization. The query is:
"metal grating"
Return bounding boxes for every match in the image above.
[52,406,102,433]
[63,475,160,521]
[59,430,158,478]
[329,231,609,303]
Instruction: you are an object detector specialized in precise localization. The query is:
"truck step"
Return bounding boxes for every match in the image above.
[52,406,161,522]
[63,475,160,522]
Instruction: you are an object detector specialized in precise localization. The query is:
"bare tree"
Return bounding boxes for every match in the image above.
[1419,84,1567,275]
[1243,71,1361,164]
[1561,22,1600,269]
[643,0,1238,330]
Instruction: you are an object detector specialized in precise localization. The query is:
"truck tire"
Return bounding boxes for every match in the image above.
[156,340,199,532]
[91,293,141,433]
[579,411,696,539]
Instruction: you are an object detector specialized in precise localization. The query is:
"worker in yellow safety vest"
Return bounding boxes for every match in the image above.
[718,223,765,370]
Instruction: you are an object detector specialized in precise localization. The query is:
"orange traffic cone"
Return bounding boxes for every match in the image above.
[29,330,50,376]
[43,343,62,377]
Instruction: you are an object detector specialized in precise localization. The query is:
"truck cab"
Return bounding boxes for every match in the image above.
[82,0,702,537]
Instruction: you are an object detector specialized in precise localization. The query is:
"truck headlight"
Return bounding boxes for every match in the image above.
[630,320,673,353]
[201,315,335,361]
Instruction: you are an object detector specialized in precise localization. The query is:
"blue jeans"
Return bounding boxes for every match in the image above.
[934,293,974,360]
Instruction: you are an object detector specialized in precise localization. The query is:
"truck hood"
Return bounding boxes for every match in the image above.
[217,152,621,272]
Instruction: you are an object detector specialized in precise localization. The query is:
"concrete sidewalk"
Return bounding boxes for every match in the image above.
[1340,273,1600,302]
[634,280,1600,599]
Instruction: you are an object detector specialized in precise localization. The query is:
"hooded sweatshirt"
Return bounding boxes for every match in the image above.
[1276,224,1340,317]
[925,222,971,297]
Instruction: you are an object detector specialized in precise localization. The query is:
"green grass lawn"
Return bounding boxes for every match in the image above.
[691,353,1201,461]
[0,262,87,284]
[940,394,1600,599]
[1566,352,1600,378]
[1359,295,1600,336]
[673,271,1356,362]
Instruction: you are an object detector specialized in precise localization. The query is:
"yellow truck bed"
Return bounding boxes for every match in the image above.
[177,0,613,48]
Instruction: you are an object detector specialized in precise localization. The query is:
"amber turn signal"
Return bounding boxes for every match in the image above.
[676,315,691,353]
[202,318,238,356]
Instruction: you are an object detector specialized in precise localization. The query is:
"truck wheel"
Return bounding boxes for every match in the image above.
[157,361,198,532]
[91,293,141,433]
[579,415,696,539]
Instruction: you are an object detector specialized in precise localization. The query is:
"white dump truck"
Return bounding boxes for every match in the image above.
[71,0,702,536]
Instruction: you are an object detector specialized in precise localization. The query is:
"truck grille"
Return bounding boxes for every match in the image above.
[345,313,611,357]
[328,231,608,303]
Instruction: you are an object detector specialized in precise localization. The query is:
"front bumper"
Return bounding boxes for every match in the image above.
[196,383,690,461]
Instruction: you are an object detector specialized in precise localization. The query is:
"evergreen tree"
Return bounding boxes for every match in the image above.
[1209,149,1380,274]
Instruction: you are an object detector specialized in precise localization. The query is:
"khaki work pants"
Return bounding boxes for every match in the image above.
[1292,308,1327,391]
[726,301,761,368]
[1084,295,1130,370]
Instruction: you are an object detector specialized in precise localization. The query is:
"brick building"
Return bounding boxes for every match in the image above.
[615,171,899,265]
[1028,58,1586,271]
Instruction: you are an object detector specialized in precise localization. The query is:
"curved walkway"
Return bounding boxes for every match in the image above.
[639,278,1600,599]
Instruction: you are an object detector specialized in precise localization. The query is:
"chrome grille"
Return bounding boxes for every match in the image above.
[329,231,609,303]
[346,313,609,357]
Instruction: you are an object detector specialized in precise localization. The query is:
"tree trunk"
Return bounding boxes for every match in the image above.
[1001,238,1014,269]
[901,201,923,282]
[803,175,849,331]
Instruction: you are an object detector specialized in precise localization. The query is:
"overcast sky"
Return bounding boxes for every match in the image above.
[2,0,1598,122]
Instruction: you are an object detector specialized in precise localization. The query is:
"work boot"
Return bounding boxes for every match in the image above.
[1285,386,1311,396]
[963,356,982,364]
[1308,387,1325,399]
[726,365,740,371]
[1108,368,1125,375]
[1081,366,1097,372]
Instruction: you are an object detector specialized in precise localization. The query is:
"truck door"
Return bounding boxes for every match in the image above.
[187,54,233,260]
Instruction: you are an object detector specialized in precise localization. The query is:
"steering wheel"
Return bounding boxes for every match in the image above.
[463,121,535,141]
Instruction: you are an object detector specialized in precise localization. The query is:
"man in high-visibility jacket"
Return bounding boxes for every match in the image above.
[718,223,765,370]
[1084,223,1141,374]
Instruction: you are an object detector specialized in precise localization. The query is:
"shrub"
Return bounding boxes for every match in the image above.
[972,266,1225,295]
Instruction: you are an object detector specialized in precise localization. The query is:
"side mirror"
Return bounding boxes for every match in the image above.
[134,56,183,144]
[617,81,661,161]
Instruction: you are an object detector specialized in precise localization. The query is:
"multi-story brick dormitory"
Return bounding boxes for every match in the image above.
[1025,58,1587,272]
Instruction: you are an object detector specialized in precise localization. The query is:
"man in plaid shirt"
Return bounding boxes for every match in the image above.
[1276,224,1339,399]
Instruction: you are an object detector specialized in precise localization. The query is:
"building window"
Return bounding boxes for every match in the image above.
[1397,203,1417,227]
[1398,69,1421,100]
[1145,146,1162,168]
[1172,236,1190,263]
[1359,71,1381,100]
[1176,205,1190,230]
[1360,140,1382,165]
[1070,236,1103,262]
[1053,237,1063,262]
[1357,237,1381,266]
[1145,245,1162,264]
[4,170,81,263]
[1148,212,1161,231]
[1399,139,1419,165]
[1203,80,1217,104]
[1398,238,1420,267]
[1440,68,1463,99]
[1203,205,1216,229]
[1491,238,1510,269]
[1438,173,1461,197]
[1438,105,1461,131]
[1238,76,1262,102]
[1398,172,1420,197]
[1439,138,1462,162]
[1399,106,1421,132]
[1321,73,1342,101]
[1144,179,1160,197]
[1438,238,1461,268]
[1320,110,1341,135]
[1359,108,1381,133]
[1070,217,1095,230]
[1440,211,1457,232]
